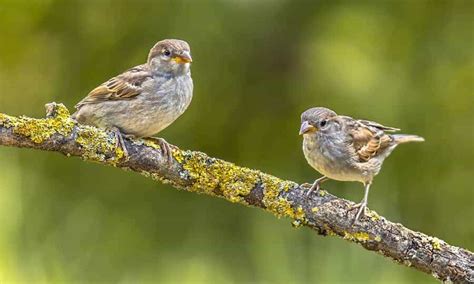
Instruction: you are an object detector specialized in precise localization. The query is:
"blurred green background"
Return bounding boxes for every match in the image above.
[0,0,472,283]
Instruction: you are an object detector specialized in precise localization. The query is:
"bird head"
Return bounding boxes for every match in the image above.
[299,107,337,136]
[147,39,192,76]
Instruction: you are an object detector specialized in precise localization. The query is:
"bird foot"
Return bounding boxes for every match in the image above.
[144,137,178,162]
[110,127,129,159]
[305,177,328,196]
[349,201,367,225]
[306,183,322,196]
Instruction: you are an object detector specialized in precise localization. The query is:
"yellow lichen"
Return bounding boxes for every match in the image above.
[431,237,442,250]
[177,150,305,222]
[311,207,319,213]
[289,206,306,228]
[172,148,184,163]
[291,220,304,228]
[0,104,74,144]
[421,236,444,251]
[140,171,152,178]
[0,113,8,125]
[366,210,381,221]
[260,175,300,219]
[343,231,371,242]
[75,125,124,163]
[141,139,162,150]
[52,103,72,119]
[178,151,260,201]
[323,224,337,236]
[293,206,305,220]
[284,204,305,220]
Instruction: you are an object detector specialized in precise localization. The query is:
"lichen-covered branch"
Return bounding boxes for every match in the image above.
[0,103,472,283]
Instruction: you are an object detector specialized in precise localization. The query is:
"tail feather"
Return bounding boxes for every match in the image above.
[392,134,425,144]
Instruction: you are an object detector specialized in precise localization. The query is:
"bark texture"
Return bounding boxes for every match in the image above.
[0,103,472,283]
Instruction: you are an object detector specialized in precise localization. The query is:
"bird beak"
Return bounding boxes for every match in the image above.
[173,51,192,64]
[299,121,317,135]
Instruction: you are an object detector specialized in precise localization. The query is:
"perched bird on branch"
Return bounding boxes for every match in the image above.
[299,107,424,223]
[72,39,193,159]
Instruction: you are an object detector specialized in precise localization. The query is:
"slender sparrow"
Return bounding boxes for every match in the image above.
[299,107,424,223]
[72,39,193,159]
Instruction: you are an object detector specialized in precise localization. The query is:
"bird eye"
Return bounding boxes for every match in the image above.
[320,120,327,127]
[163,50,171,56]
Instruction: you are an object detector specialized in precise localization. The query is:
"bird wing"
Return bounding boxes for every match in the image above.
[75,64,153,108]
[357,119,400,132]
[342,116,397,162]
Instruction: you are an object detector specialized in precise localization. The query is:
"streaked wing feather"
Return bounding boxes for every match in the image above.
[346,118,395,162]
[358,119,400,132]
[75,65,152,108]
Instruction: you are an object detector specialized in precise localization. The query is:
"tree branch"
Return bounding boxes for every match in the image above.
[0,103,472,283]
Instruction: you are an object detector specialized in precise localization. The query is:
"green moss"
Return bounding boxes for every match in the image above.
[0,104,74,144]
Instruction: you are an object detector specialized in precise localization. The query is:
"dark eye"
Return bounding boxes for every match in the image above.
[163,50,171,56]
[320,120,327,127]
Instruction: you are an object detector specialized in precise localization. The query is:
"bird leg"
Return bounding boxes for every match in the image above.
[306,176,329,196]
[109,127,129,158]
[143,137,178,162]
[351,182,371,224]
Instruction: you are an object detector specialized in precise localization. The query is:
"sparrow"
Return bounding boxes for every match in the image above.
[299,107,424,223]
[72,39,193,159]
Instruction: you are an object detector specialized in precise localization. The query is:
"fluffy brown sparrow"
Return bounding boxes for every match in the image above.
[299,107,424,223]
[72,39,193,159]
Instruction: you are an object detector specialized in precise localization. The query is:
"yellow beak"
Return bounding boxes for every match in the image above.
[173,51,192,64]
[299,121,317,135]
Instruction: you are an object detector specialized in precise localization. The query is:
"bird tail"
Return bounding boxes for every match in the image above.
[392,134,425,144]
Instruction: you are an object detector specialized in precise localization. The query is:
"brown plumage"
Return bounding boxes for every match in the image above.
[72,39,193,159]
[299,107,424,223]
[75,65,151,107]
[342,117,399,162]
[147,40,190,61]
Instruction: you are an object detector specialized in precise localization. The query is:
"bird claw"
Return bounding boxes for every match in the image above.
[305,176,328,196]
[111,127,129,159]
[145,137,178,163]
[349,201,367,225]
[306,183,321,196]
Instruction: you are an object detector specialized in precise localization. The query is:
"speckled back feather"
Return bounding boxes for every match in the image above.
[75,64,152,109]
